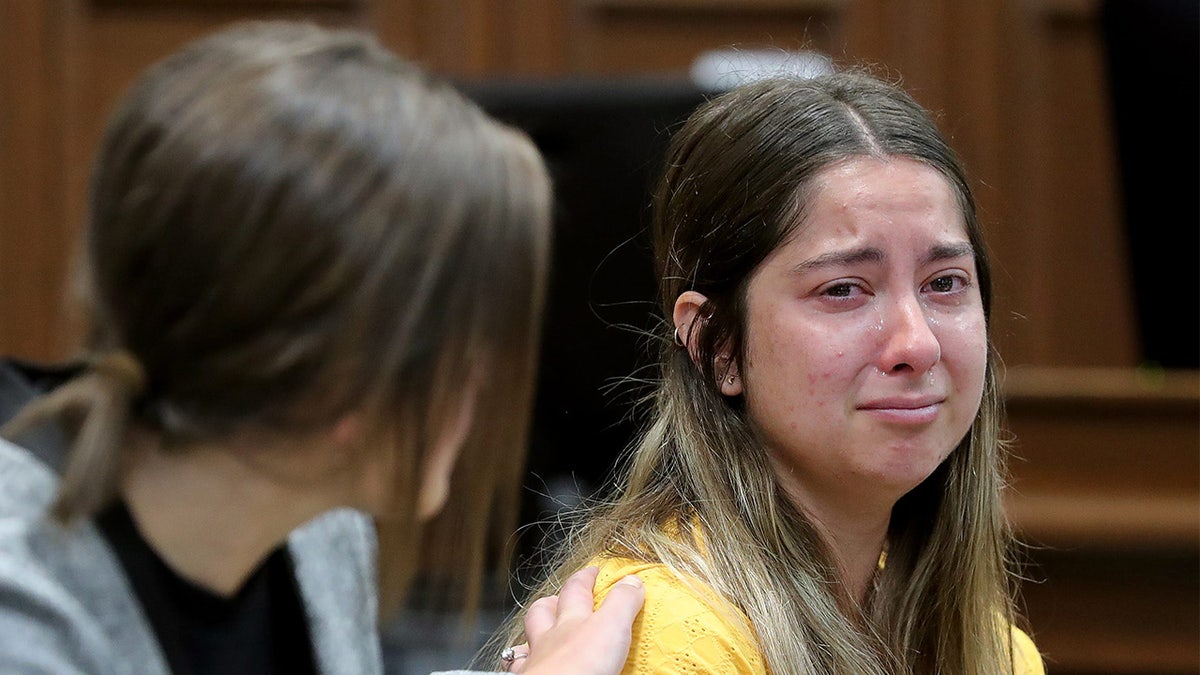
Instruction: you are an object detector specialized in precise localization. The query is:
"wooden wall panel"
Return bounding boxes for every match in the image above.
[503,0,571,75]
[1006,368,1198,547]
[1019,2,1137,367]
[567,0,844,75]
[0,1,70,360]
[389,0,497,76]
[373,0,569,77]
[1006,368,1200,673]
[1023,547,1199,673]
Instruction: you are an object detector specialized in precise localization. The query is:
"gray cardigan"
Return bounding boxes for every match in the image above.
[0,357,501,675]
[0,436,384,674]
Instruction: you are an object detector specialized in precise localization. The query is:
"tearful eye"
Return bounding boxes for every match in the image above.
[816,280,870,305]
[927,276,961,293]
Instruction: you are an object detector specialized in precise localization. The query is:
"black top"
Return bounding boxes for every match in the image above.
[96,501,317,675]
[0,360,319,674]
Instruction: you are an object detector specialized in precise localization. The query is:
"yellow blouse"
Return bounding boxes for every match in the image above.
[591,557,1045,675]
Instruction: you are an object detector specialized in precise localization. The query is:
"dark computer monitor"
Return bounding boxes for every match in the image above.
[462,78,709,559]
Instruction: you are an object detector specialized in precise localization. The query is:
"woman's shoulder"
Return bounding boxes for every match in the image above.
[0,437,58,519]
[589,556,768,675]
[1011,625,1045,675]
[0,461,149,673]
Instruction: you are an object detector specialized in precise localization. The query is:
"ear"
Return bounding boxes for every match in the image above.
[416,388,478,521]
[672,290,708,364]
[672,291,743,397]
[416,460,451,522]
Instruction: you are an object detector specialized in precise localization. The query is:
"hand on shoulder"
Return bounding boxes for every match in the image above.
[590,558,767,675]
[512,566,645,675]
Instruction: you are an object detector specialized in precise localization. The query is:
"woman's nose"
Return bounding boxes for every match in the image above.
[876,294,941,375]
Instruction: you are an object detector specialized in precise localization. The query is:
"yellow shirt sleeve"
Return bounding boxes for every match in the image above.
[1012,626,1045,675]
[591,557,768,675]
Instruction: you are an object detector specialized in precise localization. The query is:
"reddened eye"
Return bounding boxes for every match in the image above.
[816,280,870,305]
[824,283,857,297]
[924,274,968,293]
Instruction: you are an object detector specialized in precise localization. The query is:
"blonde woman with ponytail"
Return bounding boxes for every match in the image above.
[498,72,1044,674]
[0,21,643,675]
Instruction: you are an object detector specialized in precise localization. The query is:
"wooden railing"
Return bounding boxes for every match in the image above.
[1005,367,1199,673]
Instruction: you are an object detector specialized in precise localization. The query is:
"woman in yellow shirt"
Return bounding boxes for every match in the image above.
[501,71,1043,674]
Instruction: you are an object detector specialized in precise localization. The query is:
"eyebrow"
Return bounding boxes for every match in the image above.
[790,242,975,274]
[792,247,884,274]
[923,242,976,265]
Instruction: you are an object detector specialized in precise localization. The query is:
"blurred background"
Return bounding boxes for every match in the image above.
[0,1,1195,673]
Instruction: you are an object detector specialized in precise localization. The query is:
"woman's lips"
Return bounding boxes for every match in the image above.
[857,396,945,424]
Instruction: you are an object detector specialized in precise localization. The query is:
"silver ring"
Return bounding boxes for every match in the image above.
[500,646,528,665]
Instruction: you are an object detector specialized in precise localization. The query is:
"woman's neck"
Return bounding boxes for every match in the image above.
[119,436,350,597]
[774,476,892,605]
[823,512,889,606]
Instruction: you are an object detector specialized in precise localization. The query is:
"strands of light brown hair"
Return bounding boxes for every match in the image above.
[2,352,145,522]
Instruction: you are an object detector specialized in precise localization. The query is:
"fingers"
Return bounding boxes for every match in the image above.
[594,574,645,627]
[524,594,558,646]
[517,569,644,675]
[553,566,600,624]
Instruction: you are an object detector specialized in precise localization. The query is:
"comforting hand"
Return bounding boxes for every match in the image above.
[510,566,644,675]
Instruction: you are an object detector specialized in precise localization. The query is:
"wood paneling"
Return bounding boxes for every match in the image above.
[1022,547,1199,673]
[1006,367,1199,546]
[0,1,70,360]
[1005,367,1200,673]
[567,0,843,75]
[1019,1,1137,367]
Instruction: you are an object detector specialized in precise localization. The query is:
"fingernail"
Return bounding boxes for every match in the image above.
[617,574,643,588]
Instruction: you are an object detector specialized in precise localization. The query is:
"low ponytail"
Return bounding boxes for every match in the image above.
[2,351,146,523]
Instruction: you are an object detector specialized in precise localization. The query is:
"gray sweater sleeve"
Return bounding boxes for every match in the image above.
[0,439,107,673]
[0,546,106,674]
[0,439,169,675]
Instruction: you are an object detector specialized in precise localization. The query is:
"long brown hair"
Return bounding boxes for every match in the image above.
[3,21,551,613]
[502,72,1019,673]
